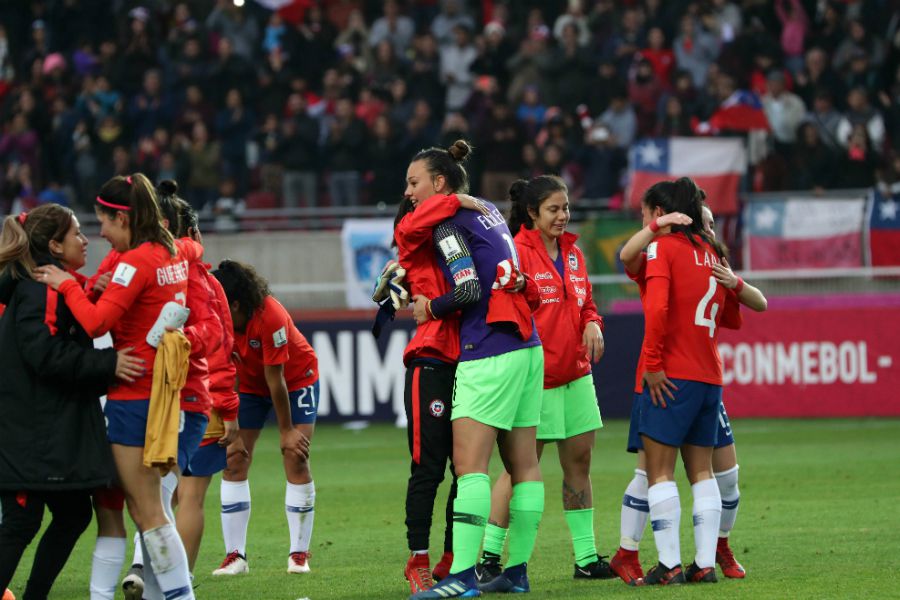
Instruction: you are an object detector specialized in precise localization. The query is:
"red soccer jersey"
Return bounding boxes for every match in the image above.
[58,240,202,400]
[635,233,741,389]
[205,268,239,422]
[234,295,318,396]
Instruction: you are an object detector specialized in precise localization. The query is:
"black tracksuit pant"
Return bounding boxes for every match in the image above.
[404,359,457,553]
[0,490,93,599]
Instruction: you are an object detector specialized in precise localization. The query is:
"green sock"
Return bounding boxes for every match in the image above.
[506,481,545,567]
[482,523,508,558]
[564,508,598,567]
[449,473,491,574]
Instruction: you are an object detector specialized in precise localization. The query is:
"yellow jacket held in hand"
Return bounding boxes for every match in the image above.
[144,331,191,474]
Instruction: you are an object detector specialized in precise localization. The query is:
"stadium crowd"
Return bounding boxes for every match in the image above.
[1,0,899,216]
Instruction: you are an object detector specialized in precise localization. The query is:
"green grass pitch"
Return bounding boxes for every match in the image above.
[8,418,899,599]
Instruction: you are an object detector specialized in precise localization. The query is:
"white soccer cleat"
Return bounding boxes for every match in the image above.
[121,565,144,600]
[212,551,249,575]
[287,551,311,574]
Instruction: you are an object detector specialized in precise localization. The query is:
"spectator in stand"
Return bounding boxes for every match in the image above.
[790,122,836,192]
[431,0,474,48]
[289,4,338,86]
[255,113,283,197]
[208,37,255,104]
[578,123,627,200]
[408,32,445,113]
[520,143,542,180]
[833,18,885,75]
[370,0,415,57]
[205,0,259,61]
[553,0,591,48]
[175,84,215,137]
[805,90,843,151]
[629,57,665,137]
[128,69,173,140]
[279,93,321,208]
[472,21,514,92]
[843,49,882,94]
[478,101,524,203]
[880,65,900,151]
[388,77,415,126]
[187,121,220,210]
[171,37,209,97]
[709,0,742,43]
[334,9,372,74]
[438,111,470,150]
[548,23,594,114]
[366,114,404,205]
[795,47,845,109]
[368,40,408,92]
[600,91,638,150]
[212,177,244,232]
[603,7,646,78]
[585,59,624,117]
[656,95,694,137]
[640,26,675,88]
[762,71,806,153]
[402,99,439,156]
[326,96,366,206]
[674,14,719,88]
[216,88,254,195]
[440,23,477,112]
[119,9,158,96]
[837,125,877,188]
[837,87,886,152]
[517,86,547,140]
[505,25,552,107]
[774,0,810,74]
[807,2,844,55]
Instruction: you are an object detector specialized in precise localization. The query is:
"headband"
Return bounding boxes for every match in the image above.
[96,196,132,211]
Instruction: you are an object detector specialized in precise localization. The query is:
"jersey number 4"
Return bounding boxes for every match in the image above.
[695,276,719,338]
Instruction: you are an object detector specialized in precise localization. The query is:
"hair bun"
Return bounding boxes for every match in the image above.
[508,179,529,204]
[447,139,472,162]
[157,179,179,197]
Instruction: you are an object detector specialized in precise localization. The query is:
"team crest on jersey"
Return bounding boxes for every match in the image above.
[112,262,137,287]
[647,241,658,261]
[429,399,445,417]
[272,326,288,348]
[249,339,261,349]
[568,252,578,271]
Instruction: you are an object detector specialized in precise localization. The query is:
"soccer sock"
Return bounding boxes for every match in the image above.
[221,479,251,556]
[648,481,681,569]
[448,473,491,574]
[506,481,545,568]
[692,478,722,569]
[89,536,126,600]
[481,523,508,559]
[715,465,740,537]
[620,469,649,551]
[564,508,597,567]
[139,534,162,600]
[131,530,143,566]
[161,471,178,524]
[285,481,316,554]
[142,524,194,600]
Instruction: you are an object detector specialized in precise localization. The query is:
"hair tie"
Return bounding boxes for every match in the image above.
[96,196,132,211]
[126,175,133,185]
[17,212,27,225]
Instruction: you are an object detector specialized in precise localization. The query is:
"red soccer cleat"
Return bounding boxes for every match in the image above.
[685,561,718,583]
[610,547,644,586]
[642,562,686,585]
[405,553,434,594]
[432,551,453,582]
[716,537,746,579]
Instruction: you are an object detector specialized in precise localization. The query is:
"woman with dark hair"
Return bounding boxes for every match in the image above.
[0,204,142,599]
[385,140,490,594]
[610,177,739,585]
[211,260,316,576]
[611,202,766,585]
[404,141,546,599]
[475,175,612,583]
[35,173,201,600]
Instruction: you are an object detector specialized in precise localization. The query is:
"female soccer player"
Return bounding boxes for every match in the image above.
[387,152,491,594]
[36,174,199,600]
[406,141,546,599]
[0,205,142,599]
[612,177,739,585]
[611,203,766,584]
[475,175,613,583]
[211,261,315,575]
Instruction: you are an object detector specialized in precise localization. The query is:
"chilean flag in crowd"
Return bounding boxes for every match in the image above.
[866,188,900,266]
[744,198,866,270]
[701,90,770,133]
[627,137,747,215]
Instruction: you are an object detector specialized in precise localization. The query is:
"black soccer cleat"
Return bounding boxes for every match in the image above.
[685,561,718,583]
[573,554,615,579]
[475,553,503,585]
[642,562,686,585]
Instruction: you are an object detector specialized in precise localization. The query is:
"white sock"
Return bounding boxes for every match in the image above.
[143,524,194,600]
[715,465,740,537]
[140,533,163,600]
[285,481,316,553]
[221,479,251,556]
[648,481,681,569]
[132,531,144,566]
[90,536,126,600]
[692,478,722,569]
[620,469,649,550]
[161,471,179,523]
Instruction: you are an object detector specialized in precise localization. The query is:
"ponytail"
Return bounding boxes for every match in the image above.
[96,173,176,256]
[506,175,568,233]
[0,204,75,279]
[644,177,727,259]
[156,179,193,238]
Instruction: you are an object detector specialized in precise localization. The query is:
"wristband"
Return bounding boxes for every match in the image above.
[734,277,745,294]
[648,218,660,233]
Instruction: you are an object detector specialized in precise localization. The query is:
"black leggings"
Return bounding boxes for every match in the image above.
[0,490,93,600]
